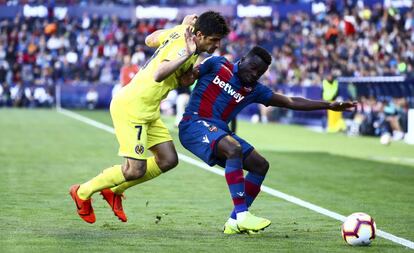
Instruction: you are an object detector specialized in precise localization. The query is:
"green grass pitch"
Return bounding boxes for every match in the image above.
[1,108,413,252]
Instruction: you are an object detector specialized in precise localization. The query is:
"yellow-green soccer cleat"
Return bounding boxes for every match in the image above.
[223,221,259,235]
[236,212,271,232]
[223,221,242,234]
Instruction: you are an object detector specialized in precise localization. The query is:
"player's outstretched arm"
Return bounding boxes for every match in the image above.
[145,14,197,48]
[268,92,356,111]
[154,27,197,82]
[145,29,168,48]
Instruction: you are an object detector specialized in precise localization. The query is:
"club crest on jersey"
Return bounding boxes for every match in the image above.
[208,125,218,132]
[135,145,145,155]
[212,75,245,103]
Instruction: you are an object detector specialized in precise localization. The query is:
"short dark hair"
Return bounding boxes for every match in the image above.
[194,11,229,37]
[247,46,272,65]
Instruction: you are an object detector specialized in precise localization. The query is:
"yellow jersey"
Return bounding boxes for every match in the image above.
[113,25,198,122]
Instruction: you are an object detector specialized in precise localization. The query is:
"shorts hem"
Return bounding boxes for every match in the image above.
[148,138,174,150]
[118,152,146,160]
[243,147,255,161]
[207,133,229,167]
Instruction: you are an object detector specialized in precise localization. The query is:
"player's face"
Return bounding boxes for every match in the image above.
[237,55,269,86]
[196,33,222,54]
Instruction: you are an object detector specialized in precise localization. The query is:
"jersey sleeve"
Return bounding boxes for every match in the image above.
[161,25,189,62]
[254,83,274,106]
[157,30,170,45]
[158,25,185,44]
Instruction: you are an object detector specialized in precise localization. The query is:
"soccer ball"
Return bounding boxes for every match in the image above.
[341,212,376,246]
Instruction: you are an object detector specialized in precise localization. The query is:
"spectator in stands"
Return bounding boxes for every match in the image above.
[0,1,413,135]
[10,81,24,107]
[120,55,139,87]
[349,95,409,142]
[86,87,99,110]
[111,54,140,98]
[0,82,3,106]
[384,98,405,141]
[24,86,35,108]
[323,72,346,133]
[2,4,414,89]
[99,61,114,84]
[131,45,146,66]
[0,82,11,107]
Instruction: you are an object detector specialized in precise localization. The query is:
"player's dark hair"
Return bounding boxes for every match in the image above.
[247,46,272,65]
[194,11,229,37]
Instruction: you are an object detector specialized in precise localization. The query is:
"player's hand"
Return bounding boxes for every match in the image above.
[184,26,197,56]
[179,64,197,87]
[182,14,197,26]
[329,101,357,111]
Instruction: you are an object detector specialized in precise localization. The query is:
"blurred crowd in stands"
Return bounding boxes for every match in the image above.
[1,0,305,6]
[0,2,412,139]
[1,3,412,89]
[347,96,408,141]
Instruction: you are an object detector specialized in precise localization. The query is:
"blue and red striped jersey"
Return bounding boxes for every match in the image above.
[183,56,273,129]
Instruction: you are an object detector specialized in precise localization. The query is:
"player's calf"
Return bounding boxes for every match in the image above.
[253,158,269,176]
[122,159,147,180]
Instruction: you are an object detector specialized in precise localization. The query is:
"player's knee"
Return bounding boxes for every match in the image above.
[226,144,242,158]
[248,156,269,176]
[128,166,147,180]
[123,162,147,180]
[157,154,179,172]
[256,158,269,176]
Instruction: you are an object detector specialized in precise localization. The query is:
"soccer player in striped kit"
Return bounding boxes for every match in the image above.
[179,46,356,234]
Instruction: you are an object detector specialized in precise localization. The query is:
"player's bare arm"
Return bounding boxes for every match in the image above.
[181,14,198,26]
[145,14,197,48]
[145,29,167,48]
[268,92,357,111]
[178,65,200,87]
[154,27,197,82]
[178,64,199,87]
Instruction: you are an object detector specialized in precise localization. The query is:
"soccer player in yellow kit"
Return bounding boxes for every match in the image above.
[69,12,229,223]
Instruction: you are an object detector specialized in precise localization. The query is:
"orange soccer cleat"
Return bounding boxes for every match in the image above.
[69,184,96,224]
[100,188,127,222]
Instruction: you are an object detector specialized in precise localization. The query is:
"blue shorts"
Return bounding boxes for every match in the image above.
[179,118,254,168]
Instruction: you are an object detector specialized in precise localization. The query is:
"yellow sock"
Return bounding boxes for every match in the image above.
[110,157,162,195]
[78,165,125,200]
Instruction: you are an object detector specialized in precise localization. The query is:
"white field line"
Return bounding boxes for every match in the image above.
[58,108,414,249]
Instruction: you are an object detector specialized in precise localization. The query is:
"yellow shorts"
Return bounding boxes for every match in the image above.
[110,100,172,160]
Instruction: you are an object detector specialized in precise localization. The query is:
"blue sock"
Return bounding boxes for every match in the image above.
[230,172,265,219]
[225,158,247,215]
